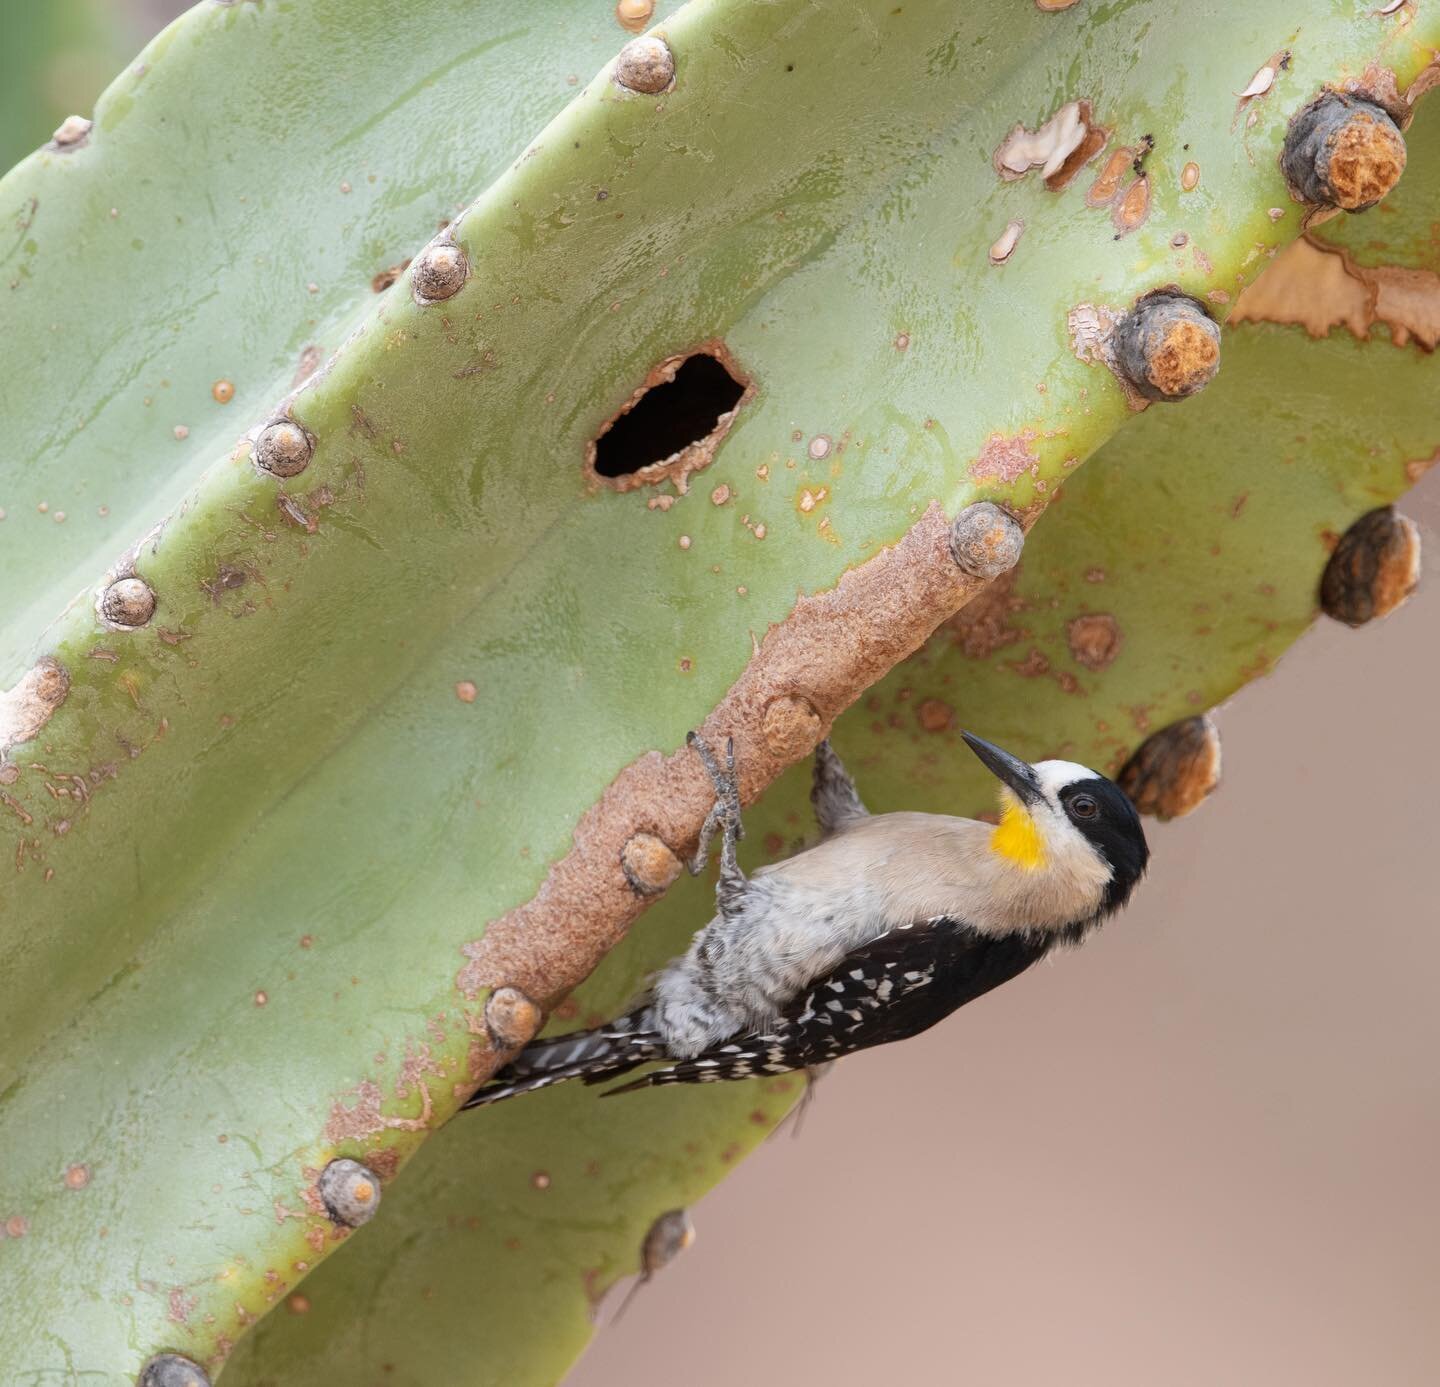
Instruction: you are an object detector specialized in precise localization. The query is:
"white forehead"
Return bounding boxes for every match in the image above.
[1033,759,1099,798]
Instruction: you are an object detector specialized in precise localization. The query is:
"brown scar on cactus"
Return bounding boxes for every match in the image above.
[1066,612,1122,670]
[1111,176,1151,236]
[615,0,656,33]
[456,500,1038,1019]
[1044,103,1108,191]
[586,341,752,494]
[969,431,1040,485]
[0,658,71,760]
[370,259,411,293]
[994,100,1091,182]
[1118,716,1222,821]
[1086,147,1134,206]
[323,1066,437,1144]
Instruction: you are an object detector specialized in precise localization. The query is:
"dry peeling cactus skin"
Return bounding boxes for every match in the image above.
[0,0,1437,1382]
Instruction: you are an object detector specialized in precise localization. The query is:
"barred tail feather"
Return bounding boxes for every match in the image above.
[599,1037,802,1097]
[462,1014,666,1109]
[497,1006,651,1081]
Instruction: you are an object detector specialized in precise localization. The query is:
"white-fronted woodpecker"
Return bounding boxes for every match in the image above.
[464,730,1149,1106]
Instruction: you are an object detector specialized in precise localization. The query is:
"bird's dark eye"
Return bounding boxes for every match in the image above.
[1070,795,1098,819]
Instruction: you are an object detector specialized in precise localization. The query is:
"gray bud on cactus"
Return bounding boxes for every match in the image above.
[1112,291,1221,401]
[317,1159,383,1228]
[1282,92,1407,211]
[949,502,1025,578]
[411,241,468,303]
[252,418,314,478]
[99,576,157,629]
[138,1356,211,1387]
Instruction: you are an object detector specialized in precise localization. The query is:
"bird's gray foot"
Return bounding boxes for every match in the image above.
[811,739,869,836]
[686,731,747,916]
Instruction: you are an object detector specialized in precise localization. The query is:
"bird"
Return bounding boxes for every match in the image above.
[462,729,1149,1107]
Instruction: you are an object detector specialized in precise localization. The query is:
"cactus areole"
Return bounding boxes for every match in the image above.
[0,1,1436,1383]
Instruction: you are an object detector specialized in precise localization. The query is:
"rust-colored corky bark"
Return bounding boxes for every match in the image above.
[455,501,1032,1056]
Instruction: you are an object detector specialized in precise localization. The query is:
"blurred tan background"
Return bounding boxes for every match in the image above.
[570,466,1440,1387]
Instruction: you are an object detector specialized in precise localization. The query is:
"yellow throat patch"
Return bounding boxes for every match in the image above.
[990,794,1047,870]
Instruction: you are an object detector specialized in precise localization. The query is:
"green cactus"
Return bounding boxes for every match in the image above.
[222,87,1440,1387]
[1,1,1436,1383]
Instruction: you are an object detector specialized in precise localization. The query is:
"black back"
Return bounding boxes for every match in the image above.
[599,917,1054,1093]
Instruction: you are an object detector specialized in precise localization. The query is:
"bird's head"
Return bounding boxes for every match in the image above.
[962,731,1150,918]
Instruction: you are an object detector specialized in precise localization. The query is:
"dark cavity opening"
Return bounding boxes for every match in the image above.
[593,353,746,478]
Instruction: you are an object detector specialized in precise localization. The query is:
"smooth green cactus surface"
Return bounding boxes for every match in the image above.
[1,0,1437,1382]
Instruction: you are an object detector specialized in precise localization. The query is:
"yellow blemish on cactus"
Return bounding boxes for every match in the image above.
[990,793,1046,870]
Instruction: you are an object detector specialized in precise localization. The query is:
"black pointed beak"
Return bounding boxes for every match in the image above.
[962,732,1043,806]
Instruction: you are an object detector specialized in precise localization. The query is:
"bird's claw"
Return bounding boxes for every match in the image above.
[687,730,745,875]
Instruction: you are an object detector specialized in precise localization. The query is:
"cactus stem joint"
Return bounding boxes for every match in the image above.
[317,1157,382,1228]
[1112,290,1220,402]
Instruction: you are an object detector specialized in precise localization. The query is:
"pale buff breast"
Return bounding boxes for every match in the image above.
[753,810,1110,936]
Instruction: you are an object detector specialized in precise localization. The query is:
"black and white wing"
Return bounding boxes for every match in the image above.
[600,916,1052,1094]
